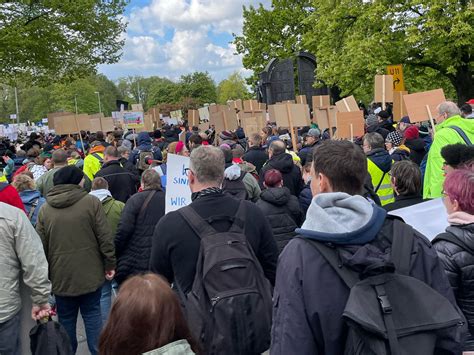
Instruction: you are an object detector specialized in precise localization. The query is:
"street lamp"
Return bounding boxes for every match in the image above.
[94,91,102,114]
[74,94,78,114]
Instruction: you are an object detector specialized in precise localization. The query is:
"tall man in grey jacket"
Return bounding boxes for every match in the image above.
[0,202,51,355]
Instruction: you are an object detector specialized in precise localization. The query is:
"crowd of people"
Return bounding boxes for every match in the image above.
[0,99,473,355]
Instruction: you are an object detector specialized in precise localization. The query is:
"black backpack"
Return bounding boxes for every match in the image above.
[178,201,273,354]
[30,320,73,355]
[222,171,248,200]
[300,219,464,355]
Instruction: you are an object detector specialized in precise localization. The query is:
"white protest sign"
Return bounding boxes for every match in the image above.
[389,198,448,241]
[165,154,191,213]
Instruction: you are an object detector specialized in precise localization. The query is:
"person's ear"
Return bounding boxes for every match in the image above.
[452,199,461,212]
[319,173,332,193]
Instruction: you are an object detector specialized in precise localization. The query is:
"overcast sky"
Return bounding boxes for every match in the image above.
[98,0,271,83]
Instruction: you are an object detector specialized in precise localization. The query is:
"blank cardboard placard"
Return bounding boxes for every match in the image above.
[312,95,331,109]
[47,111,73,130]
[170,110,183,120]
[89,118,102,133]
[403,89,446,123]
[212,111,226,134]
[243,99,259,112]
[208,104,219,114]
[222,107,238,131]
[393,91,408,121]
[143,114,154,132]
[270,104,289,128]
[198,107,210,122]
[228,99,243,112]
[131,103,144,112]
[314,106,338,131]
[54,114,91,135]
[335,96,359,113]
[374,75,394,103]
[241,116,264,137]
[336,111,365,139]
[188,110,199,126]
[289,104,311,127]
[90,112,104,120]
[296,95,307,105]
[238,111,266,126]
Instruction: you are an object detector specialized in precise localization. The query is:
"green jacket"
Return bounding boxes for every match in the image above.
[36,184,116,296]
[102,196,125,235]
[36,167,62,197]
[424,115,474,199]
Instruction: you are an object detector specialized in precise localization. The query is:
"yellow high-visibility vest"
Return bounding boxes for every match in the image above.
[367,158,395,206]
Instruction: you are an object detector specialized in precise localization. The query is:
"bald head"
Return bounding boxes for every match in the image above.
[269,140,286,158]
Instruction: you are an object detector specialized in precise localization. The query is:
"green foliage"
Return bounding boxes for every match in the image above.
[0,1,128,84]
[217,72,251,103]
[176,72,217,105]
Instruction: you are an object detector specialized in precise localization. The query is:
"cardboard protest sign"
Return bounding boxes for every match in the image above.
[228,99,243,112]
[241,116,265,137]
[198,107,210,122]
[131,103,144,112]
[336,111,364,139]
[393,91,408,121]
[165,154,191,213]
[312,95,331,110]
[403,89,446,124]
[314,106,338,132]
[47,111,74,130]
[90,112,104,120]
[208,104,219,114]
[101,117,115,132]
[89,118,102,133]
[54,114,91,135]
[269,103,310,128]
[143,114,154,132]
[170,110,183,120]
[243,99,264,112]
[123,111,144,129]
[296,95,307,105]
[374,75,394,104]
[335,96,359,113]
[188,110,199,127]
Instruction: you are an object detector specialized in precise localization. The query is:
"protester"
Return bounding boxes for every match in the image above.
[150,146,278,354]
[12,173,46,226]
[188,134,203,152]
[90,177,125,324]
[243,132,268,173]
[384,160,425,212]
[298,128,321,166]
[398,116,411,132]
[366,113,390,140]
[95,146,139,203]
[115,169,165,285]
[299,162,313,215]
[36,166,116,355]
[130,131,163,173]
[68,150,84,169]
[259,140,304,196]
[424,101,474,198]
[0,176,25,211]
[117,145,139,176]
[0,202,51,354]
[363,132,395,205]
[377,110,396,133]
[99,274,198,355]
[21,132,42,152]
[404,125,426,166]
[36,148,68,196]
[83,141,106,181]
[271,140,464,354]
[460,103,474,119]
[433,168,474,351]
[441,143,474,175]
[257,169,303,252]
[385,131,410,161]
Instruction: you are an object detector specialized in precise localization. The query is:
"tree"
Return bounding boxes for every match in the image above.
[177,72,217,105]
[303,0,473,103]
[217,72,251,103]
[0,1,127,84]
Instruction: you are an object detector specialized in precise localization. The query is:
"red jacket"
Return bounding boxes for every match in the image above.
[0,183,25,212]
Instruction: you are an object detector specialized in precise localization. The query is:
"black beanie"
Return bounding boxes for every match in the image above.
[53,166,84,186]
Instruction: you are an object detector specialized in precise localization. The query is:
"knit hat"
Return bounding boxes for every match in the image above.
[419,125,430,137]
[400,116,411,124]
[366,114,378,127]
[404,125,419,140]
[219,131,234,140]
[307,128,321,138]
[386,131,403,146]
[53,166,84,186]
[175,141,185,154]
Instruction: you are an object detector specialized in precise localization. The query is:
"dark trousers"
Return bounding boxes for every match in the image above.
[55,288,102,355]
[0,311,21,355]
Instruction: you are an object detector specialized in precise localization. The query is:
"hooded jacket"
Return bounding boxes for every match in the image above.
[129,132,163,167]
[271,192,460,354]
[243,146,268,173]
[89,189,125,235]
[19,189,46,226]
[83,145,105,181]
[299,183,312,216]
[405,137,426,166]
[390,145,410,162]
[424,115,474,198]
[223,164,261,202]
[259,153,304,196]
[36,184,116,296]
[95,160,139,203]
[256,187,303,252]
[367,148,392,173]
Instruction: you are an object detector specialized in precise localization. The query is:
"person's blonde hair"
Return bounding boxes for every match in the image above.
[12,174,35,192]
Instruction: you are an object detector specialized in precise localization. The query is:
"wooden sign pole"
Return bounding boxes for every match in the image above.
[343,98,350,112]
[74,115,85,151]
[132,128,137,147]
[325,107,333,139]
[350,124,354,143]
[426,105,436,136]
[319,96,323,108]
[382,76,386,110]
[286,103,298,153]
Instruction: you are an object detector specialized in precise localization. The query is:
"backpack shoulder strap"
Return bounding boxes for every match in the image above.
[448,125,473,146]
[92,153,103,162]
[297,237,359,288]
[28,197,40,220]
[390,219,414,276]
[374,171,388,193]
[138,190,156,218]
[228,200,247,233]
[179,205,217,240]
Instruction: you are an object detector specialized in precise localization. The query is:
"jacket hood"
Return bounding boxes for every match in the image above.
[89,145,105,154]
[46,184,88,208]
[224,164,242,180]
[260,187,291,206]
[269,153,294,173]
[297,192,386,245]
[405,137,426,152]
[137,132,151,146]
[89,188,112,202]
[367,148,392,173]
[448,212,474,226]
[19,189,41,203]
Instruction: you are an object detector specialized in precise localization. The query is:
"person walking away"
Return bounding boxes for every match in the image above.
[129,131,163,174]
[385,131,410,161]
[383,160,426,212]
[36,166,116,355]
[404,125,426,166]
[433,168,474,351]
[257,169,303,253]
[271,140,465,354]
[95,146,139,203]
[424,101,474,198]
[363,132,395,206]
[12,174,46,226]
[150,146,278,355]
[243,133,268,173]
[0,202,51,355]
[117,145,140,176]
[115,169,165,285]
[83,141,106,181]
[36,149,68,197]
[89,177,125,324]
[99,274,198,355]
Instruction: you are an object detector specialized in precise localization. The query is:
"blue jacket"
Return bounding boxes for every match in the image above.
[19,189,45,226]
[129,132,163,165]
[298,183,312,216]
[366,148,392,173]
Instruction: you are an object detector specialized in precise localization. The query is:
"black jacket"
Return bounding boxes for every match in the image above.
[115,189,166,284]
[256,187,303,253]
[259,153,304,196]
[405,138,426,166]
[383,194,426,212]
[434,223,474,350]
[150,192,279,294]
[299,183,312,216]
[390,148,410,162]
[367,124,390,140]
[118,157,140,177]
[243,146,268,173]
[96,160,139,203]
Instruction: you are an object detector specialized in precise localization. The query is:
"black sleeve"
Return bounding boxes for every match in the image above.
[149,214,175,283]
[115,196,139,257]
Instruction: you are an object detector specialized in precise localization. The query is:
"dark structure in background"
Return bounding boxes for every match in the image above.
[116,100,129,111]
[257,51,335,110]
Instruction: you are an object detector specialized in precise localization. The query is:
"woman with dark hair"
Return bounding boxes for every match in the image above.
[99,273,198,355]
[257,169,303,252]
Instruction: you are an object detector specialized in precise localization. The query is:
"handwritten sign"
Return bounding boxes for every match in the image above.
[165,154,191,213]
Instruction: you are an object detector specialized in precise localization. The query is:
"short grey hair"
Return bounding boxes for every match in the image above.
[363,132,385,150]
[118,146,130,155]
[438,101,460,119]
[190,146,224,185]
[141,169,162,190]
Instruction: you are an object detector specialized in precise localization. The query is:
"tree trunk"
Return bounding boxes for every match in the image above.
[452,65,474,106]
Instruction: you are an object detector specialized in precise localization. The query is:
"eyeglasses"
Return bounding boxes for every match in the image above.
[184,168,193,175]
